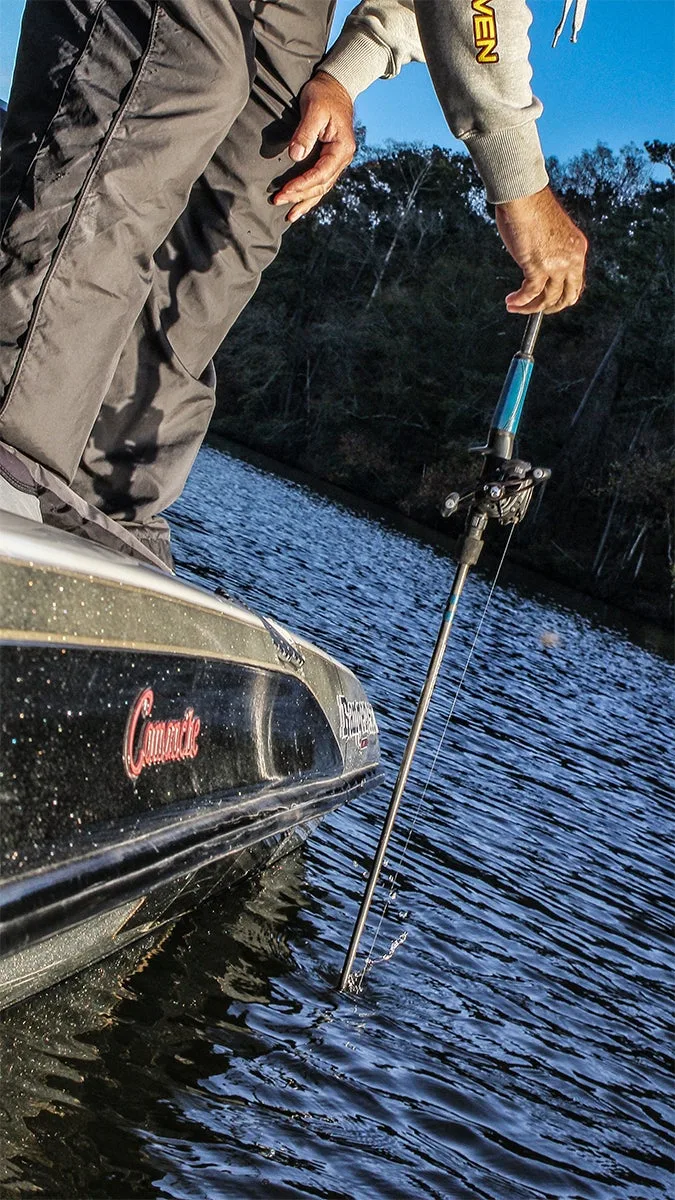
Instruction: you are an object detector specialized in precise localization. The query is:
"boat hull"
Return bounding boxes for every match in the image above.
[0,513,382,1007]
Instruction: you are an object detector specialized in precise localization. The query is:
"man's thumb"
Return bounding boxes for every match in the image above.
[289,104,325,162]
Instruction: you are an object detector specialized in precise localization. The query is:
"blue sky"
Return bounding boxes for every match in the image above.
[1,1,673,164]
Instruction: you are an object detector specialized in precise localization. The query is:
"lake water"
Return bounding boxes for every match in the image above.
[1,444,673,1199]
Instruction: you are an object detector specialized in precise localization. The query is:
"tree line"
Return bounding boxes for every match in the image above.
[212,137,674,624]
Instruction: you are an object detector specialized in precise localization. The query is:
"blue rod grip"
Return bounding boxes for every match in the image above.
[491,354,534,436]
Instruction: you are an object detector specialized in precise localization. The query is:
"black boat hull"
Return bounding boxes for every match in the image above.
[0,514,382,1007]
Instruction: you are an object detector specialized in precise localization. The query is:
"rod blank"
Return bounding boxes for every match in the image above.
[338,562,470,991]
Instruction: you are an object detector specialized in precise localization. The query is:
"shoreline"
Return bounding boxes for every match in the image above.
[206,430,673,661]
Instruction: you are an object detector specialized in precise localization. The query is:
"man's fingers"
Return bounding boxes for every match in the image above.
[496,187,588,316]
[287,176,338,221]
[274,139,354,216]
[507,267,584,314]
[286,156,347,219]
[273,71,355,217]
[287,198,319,223]
[505,271,549,312]
[546,276,583,314]
[506,292,546,315]
[539,276,566,312]
[280,146,347,200]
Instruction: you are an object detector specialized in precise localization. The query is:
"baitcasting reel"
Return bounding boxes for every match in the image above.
[442,458,551,527]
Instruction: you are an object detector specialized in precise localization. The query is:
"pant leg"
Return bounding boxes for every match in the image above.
[72,0,336,526]
[0,0,255,479]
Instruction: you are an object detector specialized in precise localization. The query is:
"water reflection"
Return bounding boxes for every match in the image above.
[0,855,307,1198]
[1,444,672,1199]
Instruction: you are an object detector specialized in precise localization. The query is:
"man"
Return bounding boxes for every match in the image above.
[0,0,586,566]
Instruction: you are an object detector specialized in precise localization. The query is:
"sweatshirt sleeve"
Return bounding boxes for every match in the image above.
[321,0,548,206]
[320,0,425,101]
[414,0,548,203]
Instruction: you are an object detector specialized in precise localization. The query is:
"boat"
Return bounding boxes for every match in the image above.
[0,509,382,1009]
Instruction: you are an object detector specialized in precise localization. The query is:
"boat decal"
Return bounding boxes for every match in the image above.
[338,695,378,749]
[123,687,201,780]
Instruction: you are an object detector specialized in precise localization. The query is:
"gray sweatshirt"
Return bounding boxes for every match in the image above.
[322,1,562,205]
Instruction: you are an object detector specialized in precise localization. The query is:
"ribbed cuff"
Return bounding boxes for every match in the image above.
[320,28,393,101]
[464,122,549,204]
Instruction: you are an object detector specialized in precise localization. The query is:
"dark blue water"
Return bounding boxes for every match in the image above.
[1,445,673,1198]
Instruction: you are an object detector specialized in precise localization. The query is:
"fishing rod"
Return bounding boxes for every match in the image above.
[339,312,550,992]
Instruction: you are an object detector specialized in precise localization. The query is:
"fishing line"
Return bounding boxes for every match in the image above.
[349,525,516,992]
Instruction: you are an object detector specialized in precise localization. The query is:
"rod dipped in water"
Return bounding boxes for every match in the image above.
[339,313,545,992]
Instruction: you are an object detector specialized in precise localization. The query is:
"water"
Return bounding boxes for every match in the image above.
[1,445,673,1198]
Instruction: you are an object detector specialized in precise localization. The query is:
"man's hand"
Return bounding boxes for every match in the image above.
[496,187,588,314]
[273,71,356,222]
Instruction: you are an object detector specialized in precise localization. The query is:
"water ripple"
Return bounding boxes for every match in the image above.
[1,445,672,1198]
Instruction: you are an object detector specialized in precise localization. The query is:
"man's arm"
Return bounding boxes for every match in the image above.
[276,0,587,311]
[274,1,424,223]
[413,0,586,311]
[414,0,546,204]
[319,0,425,99]
[285,0,547,208]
